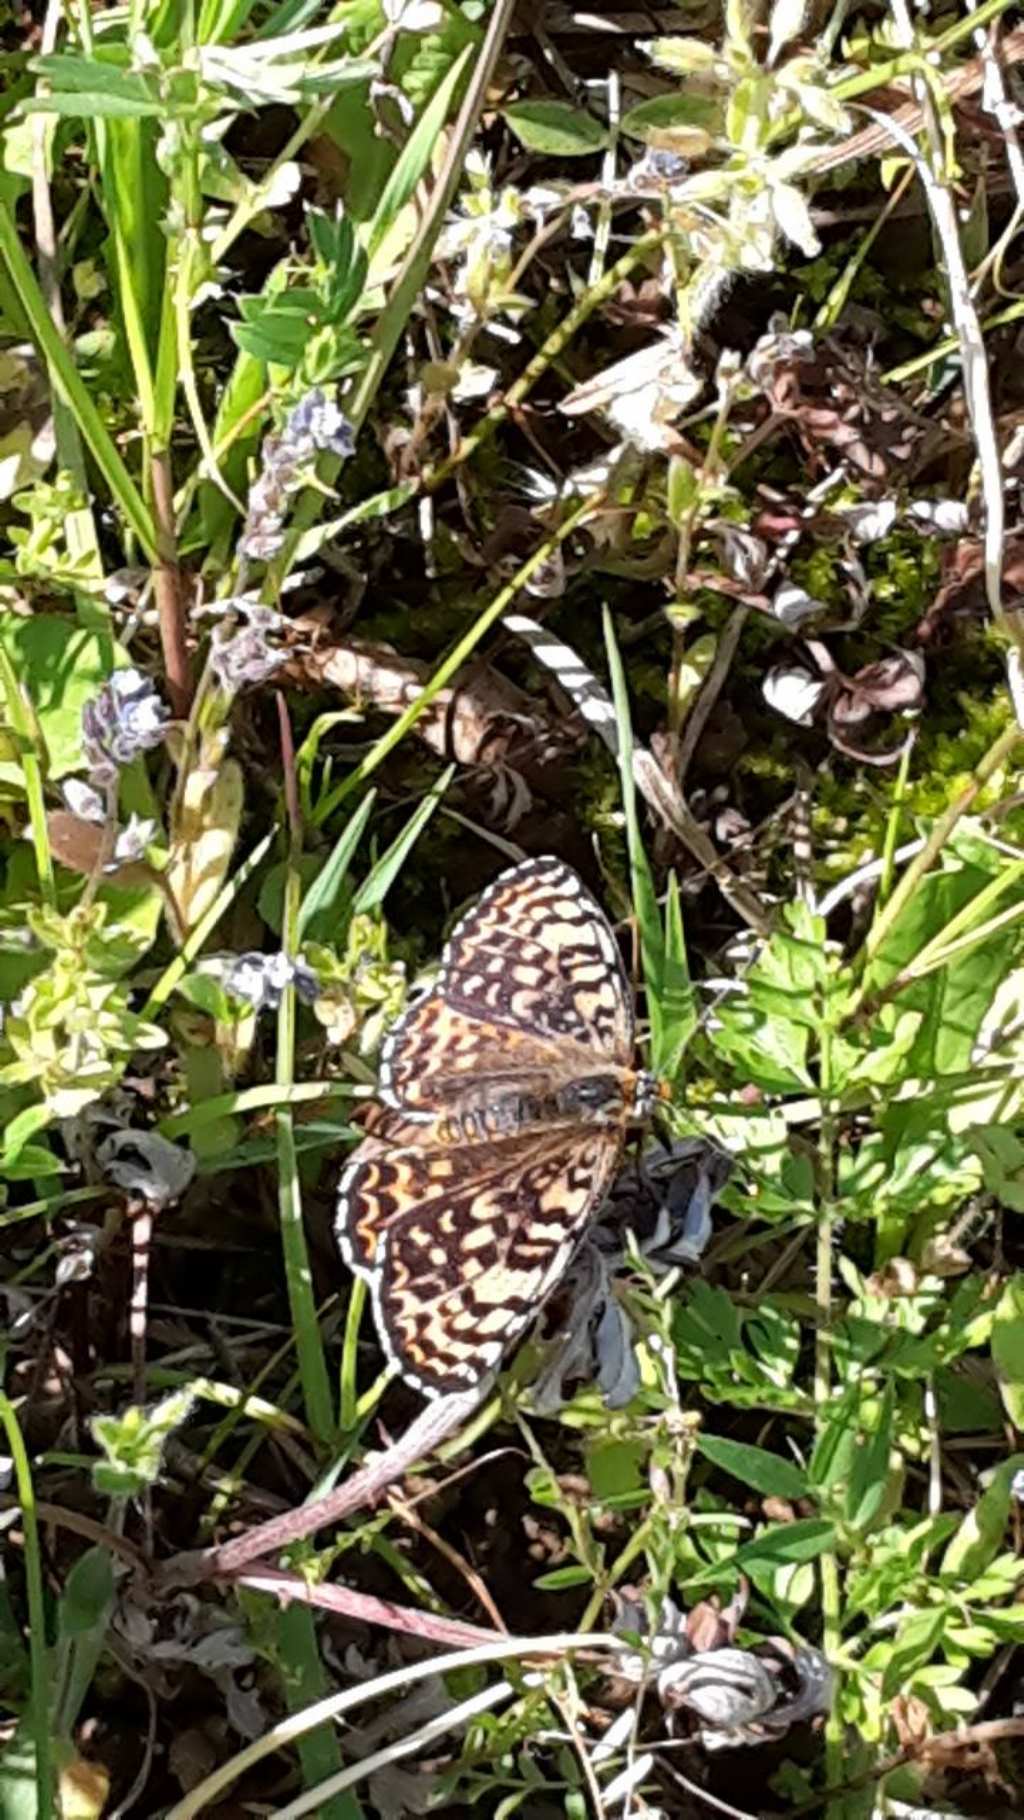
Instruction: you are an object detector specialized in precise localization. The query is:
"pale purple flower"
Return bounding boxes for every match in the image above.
[81,669,169,784]
[209,602,288,695]
[239,389,355,563]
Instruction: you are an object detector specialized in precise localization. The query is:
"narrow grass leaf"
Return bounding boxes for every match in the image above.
[351,765,455,914]
[364,49,472,261]
[0,1393,52,1819]
[602,604,667,1039]
[298,789,376,939]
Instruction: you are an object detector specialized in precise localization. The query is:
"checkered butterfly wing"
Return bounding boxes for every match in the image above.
[338,1123,625,1396]
[337,857,637,1396]
[377,857,634,1114]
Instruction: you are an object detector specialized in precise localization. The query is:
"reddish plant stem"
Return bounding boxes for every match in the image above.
[153,1387,480,1592]
[151,448,191,718]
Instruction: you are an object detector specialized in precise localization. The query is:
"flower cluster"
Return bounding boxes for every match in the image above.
[219,950,320,1015]
[0,905,166,1117]
[207,598,291,696]
[81,669,169,785]
[434,151,527,316]
[239,388,355,563]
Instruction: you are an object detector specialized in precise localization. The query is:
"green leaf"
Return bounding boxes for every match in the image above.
[971,1125,1024,1212]
[845,1384,895,1531]
[298,789,376,940]
[503,101,607,158]
[27,92,165,119]
[0,1104,52,1172]
[879,1605,947,1697]
[57,1547,114,1639]
[941,1454,1024,1581]
[532,1564,594,1591]
[688,1518,836,1587]
[991,1275,1024,1428]
[696,1434,808,1500]
[89,1387,195,1499]
[0,618,118,783]
[865,860,1023,1077]
[292,481,416,566]
[364,48,471,261]
[620,92,723,147]
[351,765,454,914]
[231,291,324,366]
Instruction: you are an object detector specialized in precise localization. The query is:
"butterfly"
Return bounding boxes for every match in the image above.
[336,855,658,1398]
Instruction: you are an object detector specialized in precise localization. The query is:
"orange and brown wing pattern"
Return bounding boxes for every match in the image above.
[434,856,634,1060]
[337,855,644,1396]
[377,993,571,1115]
[337,1123,625,1395]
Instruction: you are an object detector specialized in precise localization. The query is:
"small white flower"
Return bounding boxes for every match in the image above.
[110,814,156,867]
[764,664,827,725]
[62,778,106,823]
[837,500,898,544]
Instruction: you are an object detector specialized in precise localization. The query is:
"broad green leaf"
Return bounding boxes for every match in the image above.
[878,1605,947,1697]
[846,1384,895,1531]
[0,1103,52,1171]
[991,1275,1024,1427]
[941,1454,1024,1580]
[971,1125,1024,1212]
[696,1434,808,1500]
[620,93,723,149]
[0,618,118,782]
[503,101,607,158]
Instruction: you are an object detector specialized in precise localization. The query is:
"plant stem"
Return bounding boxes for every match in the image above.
[0,1389,54,1820]
[0,636,56,908]
[275,694,334,1447]
[422,228,663,495]
[816,1028,843,1797]
[151,450,192,719]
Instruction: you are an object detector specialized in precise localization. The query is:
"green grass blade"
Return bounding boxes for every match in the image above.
[602,603,663,969]
[0,1390,53,1819]
[298,789,376,939]
[0,201,156,559]
[351,765,455,914]
[278,812,335,1446]
[363,49,472,262]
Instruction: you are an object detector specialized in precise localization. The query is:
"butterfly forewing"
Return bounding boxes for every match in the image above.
[336,855,645,1396]
[435,856,634,1059]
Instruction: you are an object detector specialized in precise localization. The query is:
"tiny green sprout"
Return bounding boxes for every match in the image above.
[0,904,166,1117]
[90,1388,195,1500]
